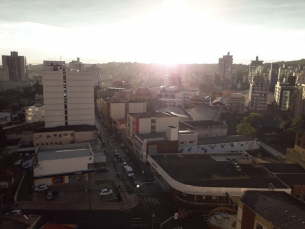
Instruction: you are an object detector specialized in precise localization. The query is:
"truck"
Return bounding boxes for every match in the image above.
[124,166,134,178]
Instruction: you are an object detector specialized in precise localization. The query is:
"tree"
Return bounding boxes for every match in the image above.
[0,99,8,112]
[236,123,257,138]
[288,116,305,134]
[243,113,263,127]
[199,82,214,95]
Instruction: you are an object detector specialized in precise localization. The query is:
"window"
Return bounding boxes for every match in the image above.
[39,135,42,138]
[59,134,62,137]
[54,134,57,137]
[55,142,57,144]
[221,145,224,148]
[36,143,39,146]
[189,141,194,143]
[63,133,68,136]
[70,133,74,137]
[180,142,184,144]
[46,143,48,145]
[35,136,39,139]
[47,135,51,139]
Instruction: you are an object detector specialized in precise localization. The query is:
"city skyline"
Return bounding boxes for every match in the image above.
[1,0,305,65]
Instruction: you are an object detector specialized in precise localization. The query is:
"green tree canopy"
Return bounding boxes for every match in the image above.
[0,99,8,112]
[243,113,263,127]
[288,116,305,134]
[236,123,257,138]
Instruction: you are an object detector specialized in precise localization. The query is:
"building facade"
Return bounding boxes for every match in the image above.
[1,51,27,81]
[249,76,269,112]
[43,61,95,128]
[268,63,279,92]
[286,130,305,169]
[248,56,264,81]
[226,93,245,113]
[218,52,233,88]
[274,80,296,112]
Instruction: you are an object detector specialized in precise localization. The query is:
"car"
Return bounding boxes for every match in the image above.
[35,184,48,192]
[6,210,22,215]
[113,150,119,157]
[96,167,108,173]
[46,191,59,200]
[125,149,129,154]
[120,143,125,148]
[117,157,123,162]
[99,188,113,196]
[121,161,128,167]
[116,172,123,180]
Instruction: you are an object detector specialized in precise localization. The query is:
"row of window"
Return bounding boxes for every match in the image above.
[36,141,64,146]
[35,133,74,139]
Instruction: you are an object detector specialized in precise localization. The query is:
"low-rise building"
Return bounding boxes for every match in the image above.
[25,105,45,123]
[127,112,179,142]
[286,130,305,169]
[178,135,260,153]
[34,143,97,186]
[237,191,305,229]
[33,125,97,147]
[180,120,228,138]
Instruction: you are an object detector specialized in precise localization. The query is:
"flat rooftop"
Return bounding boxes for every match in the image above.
[37,143,93,161]
[129,112,174,119]
[241,191,305,228]
[198,135,255,145]
[34,125,97,133]
[181,120,226,128]
[150,154,288,189]
[263,163,305,174]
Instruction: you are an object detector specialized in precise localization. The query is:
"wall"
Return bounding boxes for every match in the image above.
[195,125,227,138]
[129,102,147,113]
[156,117,179,133]
[178,132,198,146]
[75,131,97,142]
[33,130,75,146]
[139,118,152,134]
[110,103,125,120]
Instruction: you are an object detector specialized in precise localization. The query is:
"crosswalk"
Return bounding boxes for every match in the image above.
[142,197,161,205]
[129,217,147,228]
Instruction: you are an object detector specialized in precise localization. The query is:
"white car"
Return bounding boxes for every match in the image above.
[7,210,22,215]
[120,143,125,148]
[99,188,113,196]
[35,184,48,192]
[121,161,128,168]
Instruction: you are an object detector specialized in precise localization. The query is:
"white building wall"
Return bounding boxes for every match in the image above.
[179,139,260,153]
[139,118,152,134]
[129,102,147,113]
[156,117,179,132]
[110,103,125,120]
[178,132,198,146]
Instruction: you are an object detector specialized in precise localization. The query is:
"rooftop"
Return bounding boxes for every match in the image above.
[198,135,255,145]
[37,143,93,161]
[150,153,288,188]
[129,112,175,119]
[180,120,226,128]
[34,125,97,133]
[187,105,221,121]
[263,163,305,174]
[276,174,305,186]
[241,191,305,229]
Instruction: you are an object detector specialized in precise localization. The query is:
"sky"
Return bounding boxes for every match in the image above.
[1,0,305,65]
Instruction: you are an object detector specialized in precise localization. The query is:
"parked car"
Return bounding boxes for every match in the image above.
[46,191,54,200]
[117,157,123,162]
[120,143,125,148]
[121,161,128,168]
[96,167,109,173]
[35,184,48,192]
[113,150,119,157]
[116,172,123,180]
[99,188,113,196]
[6,210,22,215]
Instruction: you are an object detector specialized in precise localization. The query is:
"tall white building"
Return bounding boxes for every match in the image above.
[43,61,94,128]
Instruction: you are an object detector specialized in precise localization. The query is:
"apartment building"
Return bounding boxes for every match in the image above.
[42,61,94,128]
[286,130,305,169]
[1,51,27,81]
[274,79,295,112]
[249,76,269,112]
[294,84,305,118]
[248,56,264,81]
[226,93,245,113]
[218,52,233,88]
[268,63,279,92]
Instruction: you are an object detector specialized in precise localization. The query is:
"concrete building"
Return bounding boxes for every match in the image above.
[237,191,305,229]
[25,105,45,123]
[98,97,147,127]
[268,63,279,92]
[274,79,296,112]
[147,153,290,205]
[294,84,305,118]
[1,51,27,81]
[87,64,102,86]
[189,95,210,107]
[286,130,305,169]
[68,57,84,71]
[156,98,183,107]
[33,143,97,186]
[180,120,228,138]
[42,61,95,128]
[182,90,200,103]
[127,112,180,142]
[33,125,97,147]
[218,52,233,88]
[178,135,260,153]
[249,76,269,112]
[248,56,264,81]
[226,93,245,113]
[134,126,179,162]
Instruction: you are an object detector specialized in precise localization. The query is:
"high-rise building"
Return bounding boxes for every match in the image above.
[274,77,296,112]
[68,57,84,71]
[268,63,279,92]
[87,64,102,86]
[43,61,94,128]
[1,51,27,81]
[294,84,305,118]
[249,76,269,112]
[218,52,233,88]
[248,56,264,81]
